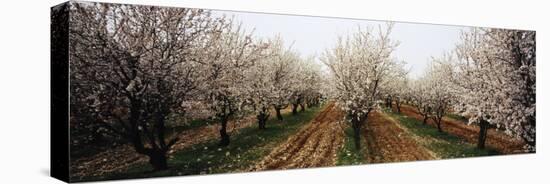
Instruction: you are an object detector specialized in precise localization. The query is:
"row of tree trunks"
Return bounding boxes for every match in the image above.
[291,103,299,115]
[410,104,492,151]
[385,96,402,114]
[306,96,321,107]
[256,97,323,131]
[292,103,308,115]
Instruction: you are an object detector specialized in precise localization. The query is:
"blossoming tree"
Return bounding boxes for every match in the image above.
[322,24,402,149]
[453,28,536,150]
[69,3,226,170]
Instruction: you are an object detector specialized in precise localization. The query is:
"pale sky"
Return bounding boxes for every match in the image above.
[213,10,466,78]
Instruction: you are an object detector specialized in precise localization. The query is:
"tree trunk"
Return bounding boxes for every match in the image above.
[312,98,320,107]
[306,98,315,108]
[351,118,362,150]
[396,100,401,113]
[477,119,489,149]
[423,115,428,125]
[299,103,305,112]
[436,118,442,132]
[148,150,168,171]
[258,117,267,130]
[291,103,298,115]
[219,118,230,146]
[275,107,283,121]
[257,110,269,130]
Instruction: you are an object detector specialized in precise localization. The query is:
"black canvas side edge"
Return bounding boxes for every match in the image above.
[51,1,70,183]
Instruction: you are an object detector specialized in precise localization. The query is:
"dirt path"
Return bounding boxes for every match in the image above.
[249,102,345,171]
[70,115,258,178]
[400,105,526,154]
[364,111,435,163]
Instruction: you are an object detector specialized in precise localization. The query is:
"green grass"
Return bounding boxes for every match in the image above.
[386,111,499,159]
[336,126,367,165]
[445,114,468,122]
[76,105,324,182]
[164,119,215,138]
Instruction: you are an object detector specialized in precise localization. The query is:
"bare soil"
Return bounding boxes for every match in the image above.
[364,111,434,163]
[400,105,526,154]
[249,102,345,171]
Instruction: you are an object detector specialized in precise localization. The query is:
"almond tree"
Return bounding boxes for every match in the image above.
[424,57,454,132]
[381,62,409,113]
[269,41,301,121]
[198,21,267,146]
[69,2,223,170]
[453,28,536,151]
[245,37,320,128]
[409,79,433,124]
[299,56,324,108]
[322,24,401,149]
[244,37,285,129]
[244,50,273,129]
[392,77,409,113]
[289,56,321,114]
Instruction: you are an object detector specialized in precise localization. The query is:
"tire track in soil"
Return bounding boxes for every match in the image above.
[400,105,526,154]
[249,102,345,171]
[364,111,434,163]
